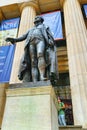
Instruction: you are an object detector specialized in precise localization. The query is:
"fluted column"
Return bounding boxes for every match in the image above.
[63,0,87,128]
[10,2,38,83]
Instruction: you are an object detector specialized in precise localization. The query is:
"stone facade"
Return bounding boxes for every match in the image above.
[0,0,87,129]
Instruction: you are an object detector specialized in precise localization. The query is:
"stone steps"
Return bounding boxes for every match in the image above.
[59,125,82,130]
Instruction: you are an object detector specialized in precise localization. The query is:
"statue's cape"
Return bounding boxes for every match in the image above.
[18,47,31,80]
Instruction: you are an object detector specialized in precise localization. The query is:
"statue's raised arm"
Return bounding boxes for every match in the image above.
[5,31,29,44]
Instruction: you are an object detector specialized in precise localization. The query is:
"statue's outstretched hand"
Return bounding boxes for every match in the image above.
[5,37,16,44]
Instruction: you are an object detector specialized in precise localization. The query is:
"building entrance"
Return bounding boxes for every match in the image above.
[54,73,74,125]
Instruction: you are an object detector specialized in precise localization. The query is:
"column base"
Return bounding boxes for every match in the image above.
[1,81,59,130]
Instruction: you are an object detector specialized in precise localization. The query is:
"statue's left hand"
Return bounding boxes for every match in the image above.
[5,37,16,44]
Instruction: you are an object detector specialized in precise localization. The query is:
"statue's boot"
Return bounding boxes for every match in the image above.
[32,67,38,82]
[40,77,48,81]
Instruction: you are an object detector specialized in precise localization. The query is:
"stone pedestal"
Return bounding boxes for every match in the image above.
[1,81,59,130]
[0,83,9,128]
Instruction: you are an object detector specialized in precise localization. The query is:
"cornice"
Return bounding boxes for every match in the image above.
[59,0,64,8]
[0,0,87,21]
[79,0,87,4]
[0,9,5,21]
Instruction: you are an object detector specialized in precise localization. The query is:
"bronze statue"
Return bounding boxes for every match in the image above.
[6,16,58,84]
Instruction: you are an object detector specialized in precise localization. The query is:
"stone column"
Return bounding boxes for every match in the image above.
[10,1,39,84]
[63,0,87,128]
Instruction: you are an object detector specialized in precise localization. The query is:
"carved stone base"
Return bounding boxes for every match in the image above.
[1,81,59,130]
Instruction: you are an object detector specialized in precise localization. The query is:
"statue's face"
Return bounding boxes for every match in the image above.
[34,16,44,26]
[34,21,40,26]
[34,17,41,24]
[34,18,42,26]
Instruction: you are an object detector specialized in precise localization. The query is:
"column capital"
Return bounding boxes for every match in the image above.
[59,0,84,9]
[20,0,40,14]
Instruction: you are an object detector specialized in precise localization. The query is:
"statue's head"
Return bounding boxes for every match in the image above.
[34,16,44,24]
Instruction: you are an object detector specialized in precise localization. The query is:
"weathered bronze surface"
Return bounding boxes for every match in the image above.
[6,16,58,85]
